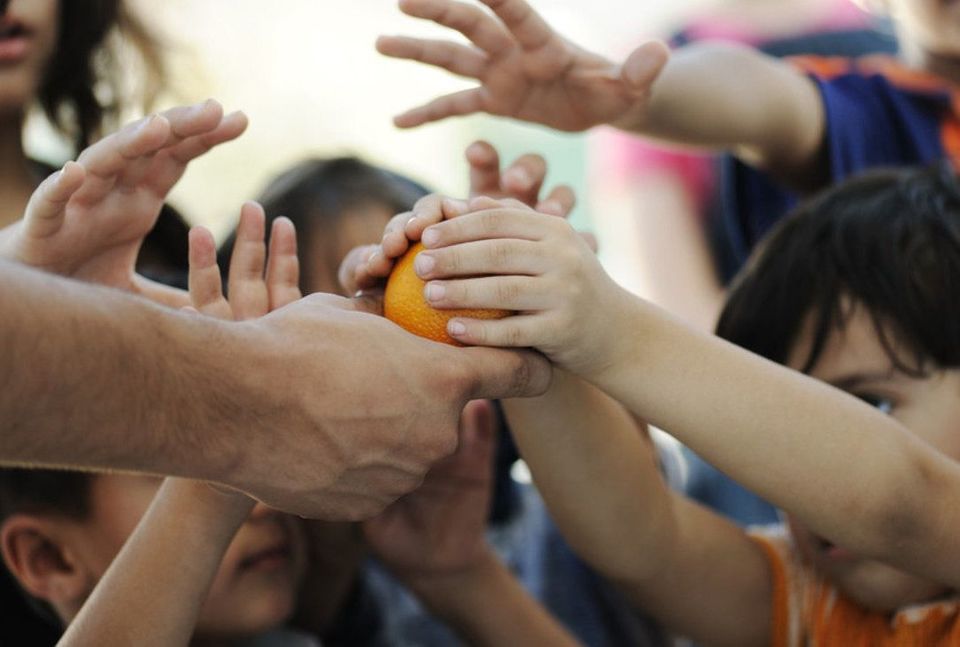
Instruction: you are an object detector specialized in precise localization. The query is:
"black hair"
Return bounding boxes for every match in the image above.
[716,163,960,374]
[218,157,429,292]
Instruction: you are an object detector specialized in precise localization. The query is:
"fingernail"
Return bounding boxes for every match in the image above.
[414,253,435,275]
[422,229,440,247]
[448,320,467,336]
[507,168,531,188]
[366,249,380,264]
[424,282,445,302]
[539,200,561,215]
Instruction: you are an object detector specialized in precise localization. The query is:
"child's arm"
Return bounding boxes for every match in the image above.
[502,371,772,647]
[58,203,303,647]
[377,0,825,184]
[0,100,247,307]
[363,400,582,647]
[59,480,255,647]
[414,198,960,593]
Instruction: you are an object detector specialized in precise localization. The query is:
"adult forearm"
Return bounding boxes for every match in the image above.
[0,261,244,481]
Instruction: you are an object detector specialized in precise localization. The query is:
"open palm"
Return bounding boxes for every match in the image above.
[377,0,668,131]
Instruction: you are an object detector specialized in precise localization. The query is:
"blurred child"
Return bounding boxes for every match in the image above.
[377,164,960,644]
[375,0,960,265]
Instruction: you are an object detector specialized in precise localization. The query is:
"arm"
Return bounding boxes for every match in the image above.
[363,400,581,647]
[58,480,254,647]
[414,201,960,592]
[502,372,772,647]
[377,0,825,181]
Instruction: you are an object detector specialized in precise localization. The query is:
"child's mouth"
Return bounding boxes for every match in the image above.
[816,536,856,561]
[0,19,30,64]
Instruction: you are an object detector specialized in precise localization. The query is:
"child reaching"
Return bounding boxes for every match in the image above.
[350,164,960,645]
[376,0,960,263]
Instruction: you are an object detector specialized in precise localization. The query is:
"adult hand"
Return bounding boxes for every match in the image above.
[376,0,669,131]
[0,99,247,307]
[221,293,550,519]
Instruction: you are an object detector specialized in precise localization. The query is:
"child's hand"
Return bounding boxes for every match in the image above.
[0,100,247,307]
[377,0,669,132]
[339,140,575,295]
[413,197,626,378]
[363,399,496,581]
[188,202,301,321]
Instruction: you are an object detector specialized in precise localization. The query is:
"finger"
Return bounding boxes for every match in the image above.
[404,193,463,242]
[161,99,224,141]
[465,140,501,198]
[393,88,486,129]
[227,202,269,320]
[424,275,547,311]
[420,208,556,249]
[501,154,546,206]
[266,216,302,310]
[188,226,232,319]
[620,40,670,93]
[536,184,576,218]
[452,399,497,476]
[414,238,548,281]
[76,114,170,181]
[456,345,551,399]
[382,209,417,258]
[376,35,487,80]
[144,111,249,194]
[480,0,555,51]
[449,316,545,352]
[338,244,380,294]
[21,161,85,239]
[579,231,599,253]
[397,0,513,55]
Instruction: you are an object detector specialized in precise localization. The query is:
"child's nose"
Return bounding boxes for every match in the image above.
[248,501,277,521]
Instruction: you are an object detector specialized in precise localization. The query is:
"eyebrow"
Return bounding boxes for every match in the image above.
[825,368,899,391]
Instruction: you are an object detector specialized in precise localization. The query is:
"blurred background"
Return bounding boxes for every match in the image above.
[27,1,711,239]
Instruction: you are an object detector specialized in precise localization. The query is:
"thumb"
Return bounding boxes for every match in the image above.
[459,347,551,401]
[620,40,670,93]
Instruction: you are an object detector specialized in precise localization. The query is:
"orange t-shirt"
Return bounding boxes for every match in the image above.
[750,526,960,646]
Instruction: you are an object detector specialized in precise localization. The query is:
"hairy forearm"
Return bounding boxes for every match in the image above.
[407,549,581,647]
[60,479,253,646]
[502,370,678,583]
[621,42,824,179]
[0,261,247,482]
[595,297,960,581]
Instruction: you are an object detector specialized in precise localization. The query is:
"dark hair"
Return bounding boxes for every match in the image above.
[218,157,429,292]
[716,164,960,375]
[38,0,166,152]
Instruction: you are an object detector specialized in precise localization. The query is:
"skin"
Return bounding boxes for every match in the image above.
[355,195,960,645]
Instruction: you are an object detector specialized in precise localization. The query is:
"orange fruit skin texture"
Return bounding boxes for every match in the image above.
[384,242,511,345]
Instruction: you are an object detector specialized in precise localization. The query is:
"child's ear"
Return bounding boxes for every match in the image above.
[0,515,93,616]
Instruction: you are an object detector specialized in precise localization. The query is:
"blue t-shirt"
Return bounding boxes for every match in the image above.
[722,55,960,266]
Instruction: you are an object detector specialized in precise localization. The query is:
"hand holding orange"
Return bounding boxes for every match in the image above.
[384,242,510,345]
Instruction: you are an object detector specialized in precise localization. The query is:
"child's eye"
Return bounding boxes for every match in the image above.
[856,394,893,414]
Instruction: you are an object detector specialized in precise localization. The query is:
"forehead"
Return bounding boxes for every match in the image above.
[786,303,898,380]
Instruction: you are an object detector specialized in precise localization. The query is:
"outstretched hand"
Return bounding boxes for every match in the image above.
[377,0,669,131]
[0,100,247,307]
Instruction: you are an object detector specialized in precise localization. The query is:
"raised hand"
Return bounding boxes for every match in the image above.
[377,0,669,131]
[363,399,496,578]
[1,100,247,306]
[188,201,300,321]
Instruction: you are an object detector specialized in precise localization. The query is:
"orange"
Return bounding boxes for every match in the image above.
[384,242,510,345]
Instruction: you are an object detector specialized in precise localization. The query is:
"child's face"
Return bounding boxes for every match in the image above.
[306,202,395,295]
[888,0,960,59]
[784,303,960,610]
[0,0,59,110]
[64,474,307,638]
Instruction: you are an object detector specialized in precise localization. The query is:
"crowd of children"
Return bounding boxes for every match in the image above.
[2,0,960,644]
